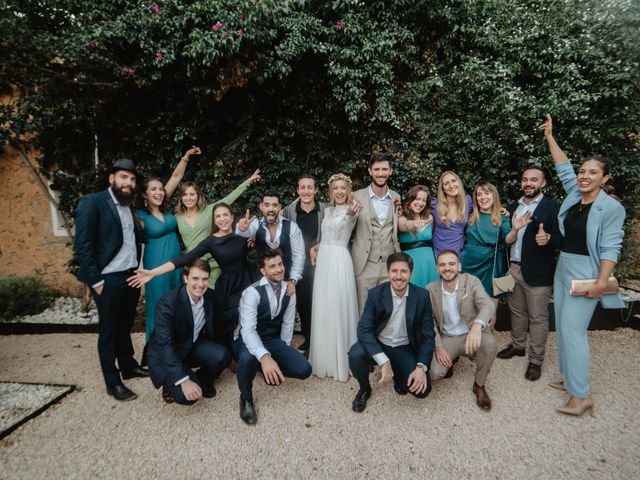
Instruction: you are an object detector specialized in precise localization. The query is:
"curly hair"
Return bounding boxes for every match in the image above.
[327,173,353,206]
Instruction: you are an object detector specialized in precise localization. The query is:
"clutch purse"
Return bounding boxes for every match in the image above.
[570,276,619,296]
[493,274,515,295]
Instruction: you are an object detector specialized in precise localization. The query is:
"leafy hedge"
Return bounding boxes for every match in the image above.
[1,1,639,243]
[0,276,56,320]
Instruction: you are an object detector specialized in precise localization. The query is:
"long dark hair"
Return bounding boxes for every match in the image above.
[136,176,169,212]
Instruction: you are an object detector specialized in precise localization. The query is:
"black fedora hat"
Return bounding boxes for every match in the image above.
[107,158,140,177]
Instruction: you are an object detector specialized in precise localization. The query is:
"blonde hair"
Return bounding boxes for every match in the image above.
[402,185,431,220]
[436,171,466,225]
[175,181,207,215]
[327,173,353,207]
[469,182,503,226]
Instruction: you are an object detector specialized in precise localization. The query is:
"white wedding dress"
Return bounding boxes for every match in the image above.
[309,205,359,382]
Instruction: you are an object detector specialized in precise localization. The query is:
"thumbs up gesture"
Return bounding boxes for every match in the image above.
[535,222,551,246]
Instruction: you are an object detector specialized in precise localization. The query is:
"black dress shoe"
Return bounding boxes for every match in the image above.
[394,384,408,395]
[122,366,150,379]
[444,357,460,379]
[525,362,542,381]
[161,388,174,404]
[202,384,217,399]
[497,344,525,359]
[352,388,371,412]
[240,397,257,425]
[107,384,137,401]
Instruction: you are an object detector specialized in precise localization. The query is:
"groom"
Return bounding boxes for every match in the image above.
[351,153,401,312]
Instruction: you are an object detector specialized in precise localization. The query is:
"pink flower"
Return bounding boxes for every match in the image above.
[221,31,228,37]
[148,3,160,14]
[212,21,223,31]
[235,28,244,36]
[155,51,164,61]
[336,20,346,30]
[120,66,136,77]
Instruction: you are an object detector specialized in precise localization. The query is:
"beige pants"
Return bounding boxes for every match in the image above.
[355,259,388,314]
[507,263,552,365]
[430,331,497,387]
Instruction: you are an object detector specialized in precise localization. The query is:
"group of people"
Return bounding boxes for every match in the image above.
[74,114,626,424]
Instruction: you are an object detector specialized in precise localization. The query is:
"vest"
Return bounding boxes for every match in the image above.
[367,203,396,263]
[253,283,291,342]
[255,219,293,277]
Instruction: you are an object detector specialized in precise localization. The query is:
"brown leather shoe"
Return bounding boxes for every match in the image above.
[472,382,492,410]
[497,344,525,359]
[525,362,541,381]
[161,388,174,404]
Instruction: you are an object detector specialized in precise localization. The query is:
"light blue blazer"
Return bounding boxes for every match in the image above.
[556,161,626,309]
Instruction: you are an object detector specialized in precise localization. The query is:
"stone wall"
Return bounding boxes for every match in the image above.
[0,147,83,295]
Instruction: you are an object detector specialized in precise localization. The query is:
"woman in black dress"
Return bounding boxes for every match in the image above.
[129,203,256,346]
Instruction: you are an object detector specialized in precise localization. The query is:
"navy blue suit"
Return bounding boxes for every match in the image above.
[348,282,435,397]
[74,189,142,387]
[148,287,231,405]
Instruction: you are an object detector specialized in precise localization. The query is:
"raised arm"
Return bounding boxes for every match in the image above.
[165,146,201,198]
[215,169,261,206]
[539,114,568,165]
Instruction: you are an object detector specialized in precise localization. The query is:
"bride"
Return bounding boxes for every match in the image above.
[309,173,361,382]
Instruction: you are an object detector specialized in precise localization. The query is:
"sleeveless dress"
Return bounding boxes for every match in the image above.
[175,181,249,288]
[398,224,438,288]
[309,205,359,382]
[136,209,183,341]
[171,233,256,346]
[461,213,511,297]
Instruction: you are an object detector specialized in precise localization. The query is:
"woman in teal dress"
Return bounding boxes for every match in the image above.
[398,185,439,288]
[174,169,261,287]
[462,181,523,323]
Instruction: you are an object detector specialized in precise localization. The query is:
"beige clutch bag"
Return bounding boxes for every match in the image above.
[570,276,619,296]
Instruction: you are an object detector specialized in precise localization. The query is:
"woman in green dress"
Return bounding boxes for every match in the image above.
[175,169,261,287]
[462,182,524,323]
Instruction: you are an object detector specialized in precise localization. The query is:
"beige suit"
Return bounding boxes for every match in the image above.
[427,273,497,386]
[350,187,401,312]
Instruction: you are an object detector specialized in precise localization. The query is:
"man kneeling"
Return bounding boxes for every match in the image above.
[233,248,312,425]
[428,250,497,410]
[147,259,232,404]
[348,252,435,412]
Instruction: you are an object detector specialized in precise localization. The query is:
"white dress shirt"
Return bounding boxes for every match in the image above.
[175,289,206,386]
[235,216,306,281]
[510,193,544,262]
[238,277,296,361]
[368,186,392,225]
[372,288,410,365]
[441,280,486,336]
[93,188,138,288]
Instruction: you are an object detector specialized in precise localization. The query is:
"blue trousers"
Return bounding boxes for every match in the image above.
[162,337,232,405]
[233,337,312,400]
[554,252,599,398]
[348,342,431,398]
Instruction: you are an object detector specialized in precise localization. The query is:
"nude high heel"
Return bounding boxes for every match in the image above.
[557,396,595,417]
[548,380,566,391]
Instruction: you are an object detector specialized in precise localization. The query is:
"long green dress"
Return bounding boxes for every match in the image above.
[398,224,439,288]
[175,180,250,287]
[461,212,511,297]
[135,209,183,340]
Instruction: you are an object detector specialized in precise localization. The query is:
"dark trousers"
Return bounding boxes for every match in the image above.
[232,336,312,400]
[162,337,232,405]
[296,263,315,342]
[92,271,140,388]
[348,342,431,398]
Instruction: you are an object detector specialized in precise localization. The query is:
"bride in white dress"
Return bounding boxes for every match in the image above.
[309,173,361,382]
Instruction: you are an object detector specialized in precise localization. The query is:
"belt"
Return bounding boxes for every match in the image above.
[103,268,136,277]
[400,240,433,251]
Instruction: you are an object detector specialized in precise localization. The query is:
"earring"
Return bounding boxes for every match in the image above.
[144,199,148,207]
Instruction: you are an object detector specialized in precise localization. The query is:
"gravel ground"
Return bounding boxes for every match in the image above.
[0,330,639,480]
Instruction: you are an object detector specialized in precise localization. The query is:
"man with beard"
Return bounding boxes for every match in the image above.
[351,153,401,313]
[75,158,149,401]
[497,166,562,382]
[237,192,305,298]
[282,174,327,352]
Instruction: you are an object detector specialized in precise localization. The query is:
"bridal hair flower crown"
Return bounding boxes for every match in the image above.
[327,173,352,188]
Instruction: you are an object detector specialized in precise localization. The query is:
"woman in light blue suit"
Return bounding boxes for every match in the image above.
[540,114,626,417]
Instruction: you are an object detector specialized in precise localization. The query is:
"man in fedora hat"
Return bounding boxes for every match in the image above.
[75,158,149,401]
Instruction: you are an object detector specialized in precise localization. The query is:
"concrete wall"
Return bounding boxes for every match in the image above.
[0,146,83,295]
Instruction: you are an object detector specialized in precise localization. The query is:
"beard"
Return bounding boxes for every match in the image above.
[111,182,135,206]
[523,187,542,199]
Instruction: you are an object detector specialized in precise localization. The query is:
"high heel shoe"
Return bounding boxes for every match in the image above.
[549,380,566,391]
[557,396,595,417]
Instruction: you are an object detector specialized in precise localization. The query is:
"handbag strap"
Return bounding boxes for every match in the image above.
[492,222,510,277]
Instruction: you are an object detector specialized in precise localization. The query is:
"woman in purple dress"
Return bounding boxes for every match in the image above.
[431,171,473,257]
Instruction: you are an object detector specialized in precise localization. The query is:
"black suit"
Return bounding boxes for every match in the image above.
[507,196,562,286]
[148,286,231,405]
[348,282,435,397]
[74,189,142,388]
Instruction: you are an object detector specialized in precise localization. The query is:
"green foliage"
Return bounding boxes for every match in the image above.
[1,1,639,227]
[0,276,57,320]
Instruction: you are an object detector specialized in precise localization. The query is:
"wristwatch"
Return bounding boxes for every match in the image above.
[289,279,297,285]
